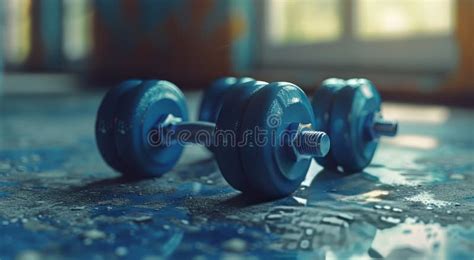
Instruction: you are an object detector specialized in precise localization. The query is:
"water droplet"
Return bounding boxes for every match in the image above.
[181,219,189,225]
[226,215,239,220]
[322,217,349,228]
[426,206,433,210]
[456,216,463,221]
[264,224,271,233]
[305,228,314,236]
[115,246,128,256]
[374,205,383,210]
[392,208,403,213]
[71,206,86,211]
[336,213,354,221]
[299,239,311,249]
[383,205,391,210]
[83,229,106,240]
[163,224,170,230]
[132,215,153,223]
[205,179,214,185]
[222,238,247,252]
[446,210,452,214]
[380,216,401,224]
[265,214,282,221]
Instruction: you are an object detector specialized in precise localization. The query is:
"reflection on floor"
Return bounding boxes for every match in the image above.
[0,94,473,258]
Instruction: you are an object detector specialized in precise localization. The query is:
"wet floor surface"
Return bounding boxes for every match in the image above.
[0,93,473,259]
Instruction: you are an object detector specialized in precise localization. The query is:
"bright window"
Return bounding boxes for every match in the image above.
[3,0,32,65]
[261,0,457,71]
[356,0,454,40]
[62,0,92,62]
[268,0,342,45]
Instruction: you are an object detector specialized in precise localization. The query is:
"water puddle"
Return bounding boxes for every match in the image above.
[366,149,447,187]
[370,218,474,259]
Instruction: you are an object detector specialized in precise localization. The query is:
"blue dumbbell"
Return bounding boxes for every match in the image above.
[95,79,330,198]
[198,77,254,123]
[312,78,398,172]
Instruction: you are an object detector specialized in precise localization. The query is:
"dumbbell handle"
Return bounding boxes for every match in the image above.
[373,117,398,137]
[167,121,215,147]
[151,115,330,158]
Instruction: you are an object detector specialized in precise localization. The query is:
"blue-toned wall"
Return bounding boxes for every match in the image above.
[230,0,256,74]
[6,0,257,87]
[89,0,256,87]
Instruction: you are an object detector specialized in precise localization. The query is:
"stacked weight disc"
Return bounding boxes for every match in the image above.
[312,78,396,172]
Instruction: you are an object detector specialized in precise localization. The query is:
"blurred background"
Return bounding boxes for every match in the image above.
[0,0,472,105]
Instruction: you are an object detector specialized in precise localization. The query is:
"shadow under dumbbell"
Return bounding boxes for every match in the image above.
[219,193,278,208]
[303,167,385,204]
[313,168,349,181]
[217,168,360,208]
[217,168,366,208]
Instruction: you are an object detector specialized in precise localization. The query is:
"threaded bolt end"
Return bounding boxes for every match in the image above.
[293,130,330,158]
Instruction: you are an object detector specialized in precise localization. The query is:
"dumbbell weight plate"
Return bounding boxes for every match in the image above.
[215,80,267,192]
[241,82,315,198]
[312,78,345,169]
[330,79,382,172]
[95,80,142,173]
[114,80,189,177]
[199,77,237,123]
[199,77,254,123]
